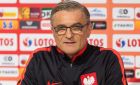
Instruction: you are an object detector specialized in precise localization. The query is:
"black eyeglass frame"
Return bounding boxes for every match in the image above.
[52,22,90,35]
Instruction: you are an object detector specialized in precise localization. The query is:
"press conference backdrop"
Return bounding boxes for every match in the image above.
[0,0,140,85]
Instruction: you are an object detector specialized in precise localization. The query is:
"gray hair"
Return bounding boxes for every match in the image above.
[50,0,90,22]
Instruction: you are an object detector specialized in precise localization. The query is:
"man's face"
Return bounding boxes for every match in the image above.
[51,10,91,57]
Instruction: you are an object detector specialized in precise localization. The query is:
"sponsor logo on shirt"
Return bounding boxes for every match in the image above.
[81,72,98,85]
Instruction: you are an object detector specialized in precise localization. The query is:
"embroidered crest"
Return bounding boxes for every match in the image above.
[80,72,98,85]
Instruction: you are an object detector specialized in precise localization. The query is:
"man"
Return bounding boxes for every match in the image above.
[20,0,127,85]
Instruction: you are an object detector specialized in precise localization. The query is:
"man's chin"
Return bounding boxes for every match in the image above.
[63,50,78,57]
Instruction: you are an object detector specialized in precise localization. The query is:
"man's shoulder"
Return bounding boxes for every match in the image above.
[100,47,120,56]
[29,46,56,60]
[87,44,120,57]
[98,47,122,62]
[32,46,57,54]
[27,46,57,65]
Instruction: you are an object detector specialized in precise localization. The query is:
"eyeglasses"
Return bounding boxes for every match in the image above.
[52,23,89,35]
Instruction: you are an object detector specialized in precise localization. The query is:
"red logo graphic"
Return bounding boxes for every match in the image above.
[81,72,98,85]
[23,38,32,47]
[136,12,140,18]
[116,38,140,48]
[21,59,26,65]
[116,38,126,48]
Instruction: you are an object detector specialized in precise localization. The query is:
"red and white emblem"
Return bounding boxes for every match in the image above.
[80,72,98,85]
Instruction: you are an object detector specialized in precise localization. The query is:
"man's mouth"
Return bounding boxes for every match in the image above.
[64,42,76,44]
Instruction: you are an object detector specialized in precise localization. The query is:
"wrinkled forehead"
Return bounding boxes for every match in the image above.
[51,9,87,26]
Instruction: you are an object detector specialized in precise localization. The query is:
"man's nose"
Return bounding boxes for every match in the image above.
[65,28,73,38]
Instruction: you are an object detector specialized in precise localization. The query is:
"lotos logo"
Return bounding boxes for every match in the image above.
[116,38,126,48]
[0,33,17,51]
[88,34,107,48]
[113,34,140,52]
[20,34,55,51]
[23,38,32,47]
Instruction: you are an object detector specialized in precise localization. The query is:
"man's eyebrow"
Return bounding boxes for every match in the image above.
[55,22,82,27]
[55,24,67,27]
[70,23,83,27]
